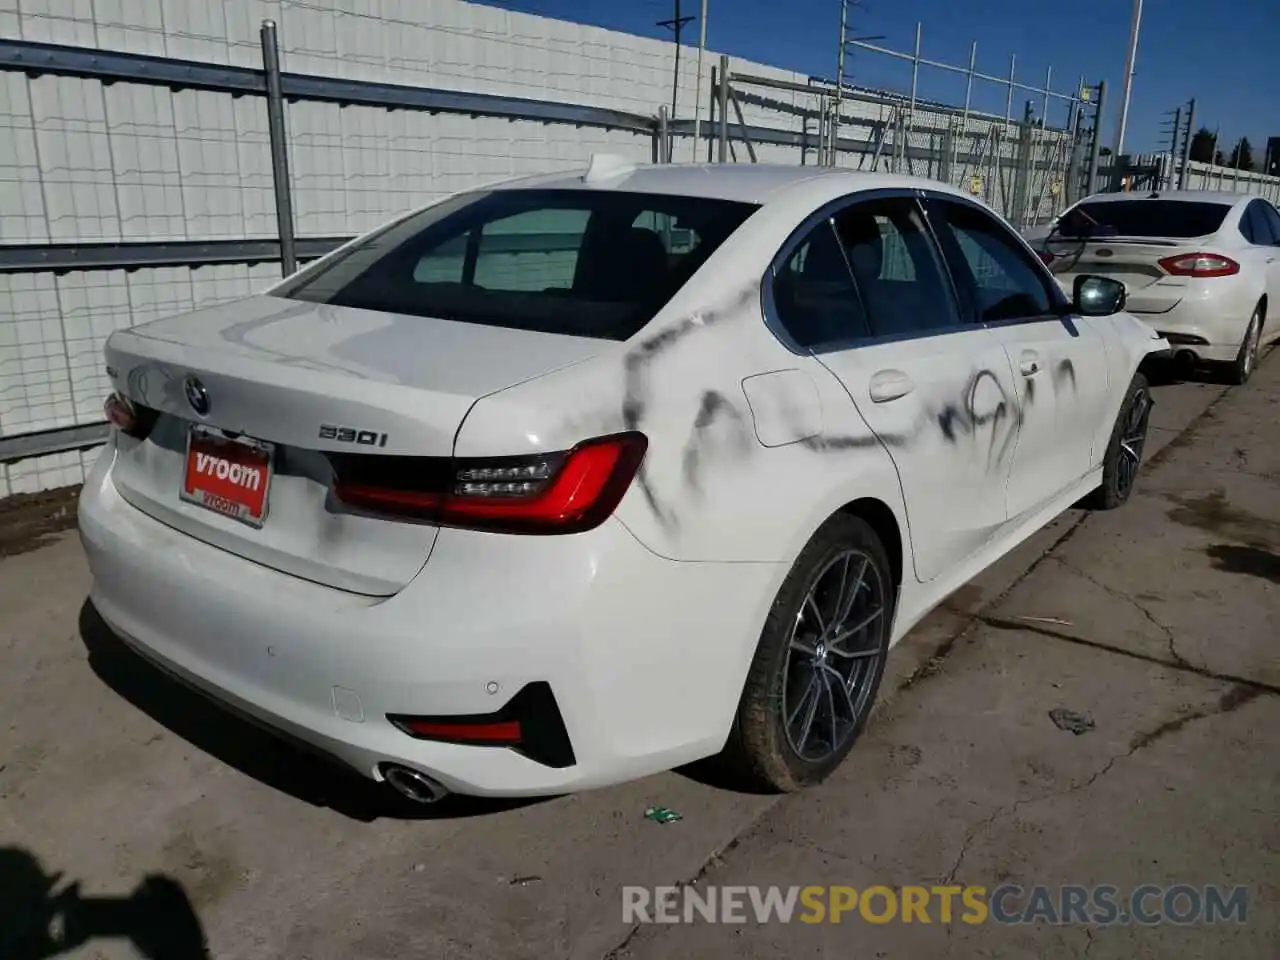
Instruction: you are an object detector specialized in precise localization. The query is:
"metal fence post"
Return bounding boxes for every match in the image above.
[1179,98,1195,189]
[707,64,717,163]
[954,41,976,176]
[260,20,296,277]
[657,105,670,163]
[906,22,921,172]
[1085,80,1106,196]
[1011,100,1035,230]
[717,54,729,163]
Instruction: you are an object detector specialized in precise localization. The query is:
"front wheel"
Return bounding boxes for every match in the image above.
[719,514,895,792]
[1226,307,1263,386]
[1086,372,1152,511]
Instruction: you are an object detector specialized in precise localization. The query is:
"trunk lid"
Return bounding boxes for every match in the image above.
[105,295,606,595]
[1047,238,1195,315]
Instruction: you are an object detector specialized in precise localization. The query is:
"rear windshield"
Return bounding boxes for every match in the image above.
[1057,200,1230,240]
[277,189,759,340]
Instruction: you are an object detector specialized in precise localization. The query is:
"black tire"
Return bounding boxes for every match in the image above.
[719,514,895,792]
[1226,306,1263,386]
[1085,372,1152,510]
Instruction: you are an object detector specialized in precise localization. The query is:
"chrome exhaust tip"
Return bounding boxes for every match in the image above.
[381,764,449,804]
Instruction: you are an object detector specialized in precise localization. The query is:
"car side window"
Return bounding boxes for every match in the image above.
[1244,201,1278,245]
[831,198,959,337]
[771,219,870,348]
[928,199,1060,323]
[1240,203,1262,244]
[1263,203,1280,246]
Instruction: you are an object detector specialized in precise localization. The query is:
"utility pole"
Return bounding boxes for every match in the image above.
[1167,106,1182,190]
[1113,0,1142,158]
[657,0,696,120]
[831,0,883,167]
[690,0,709,162]
[1178,98,1195,189]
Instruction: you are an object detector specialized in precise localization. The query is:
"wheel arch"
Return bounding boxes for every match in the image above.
[834,496,904,591]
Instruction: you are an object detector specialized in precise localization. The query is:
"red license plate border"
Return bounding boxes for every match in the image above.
[179,424,276,529]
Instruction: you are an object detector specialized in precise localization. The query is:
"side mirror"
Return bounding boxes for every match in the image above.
[1073,275,1127,317]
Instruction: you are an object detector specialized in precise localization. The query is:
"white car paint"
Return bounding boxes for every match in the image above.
[1041,190,1280,364]
[79,161,1168,798]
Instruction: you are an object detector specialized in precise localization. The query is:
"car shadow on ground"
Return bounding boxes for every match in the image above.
[77,601,551,822]
[1140,356,1228,387]
[0,846,209,959]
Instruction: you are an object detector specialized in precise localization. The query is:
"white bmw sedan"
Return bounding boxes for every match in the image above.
[79,160,1168,802]
[1040,190,1280,384]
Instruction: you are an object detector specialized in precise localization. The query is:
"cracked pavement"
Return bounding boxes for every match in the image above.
[1,354,1277,959]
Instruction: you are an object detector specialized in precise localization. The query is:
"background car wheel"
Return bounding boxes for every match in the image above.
[1227,307,1262,386]
[1085,372,1152,511]
[720,514,895,793]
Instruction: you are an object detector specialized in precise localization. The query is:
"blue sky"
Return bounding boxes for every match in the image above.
[480,0,1279,162]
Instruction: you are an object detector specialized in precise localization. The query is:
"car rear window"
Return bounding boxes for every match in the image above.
[1057,200,1230,240]
[277,189,759,340]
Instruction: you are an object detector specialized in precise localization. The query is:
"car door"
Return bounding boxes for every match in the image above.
[924,195,1111,521]
[791,192,1022,584]
[1245,201,1280,332]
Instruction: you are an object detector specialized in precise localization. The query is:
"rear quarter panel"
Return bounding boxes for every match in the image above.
[454,189,911,568]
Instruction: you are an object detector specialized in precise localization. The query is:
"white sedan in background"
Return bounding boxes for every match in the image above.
[79,160,1167,802]
[1039,190,1280,384]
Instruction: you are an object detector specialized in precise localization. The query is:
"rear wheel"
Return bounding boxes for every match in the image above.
[1086,372,1152,510]
[1227,306,1262,386]
[720,514,894,792]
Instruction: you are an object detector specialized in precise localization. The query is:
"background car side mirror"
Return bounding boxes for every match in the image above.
[1073,275,1127,317]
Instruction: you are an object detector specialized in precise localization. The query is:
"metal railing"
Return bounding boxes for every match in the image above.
[4,16,1278,470]
[0,23,666,464]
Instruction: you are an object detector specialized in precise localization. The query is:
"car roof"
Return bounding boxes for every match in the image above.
[1075,190,1255,207]
[489,160,975,207]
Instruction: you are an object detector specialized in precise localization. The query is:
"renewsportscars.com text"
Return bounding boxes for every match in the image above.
[622,884,1249,926]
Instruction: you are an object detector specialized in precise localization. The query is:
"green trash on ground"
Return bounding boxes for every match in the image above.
[644,806,682,824]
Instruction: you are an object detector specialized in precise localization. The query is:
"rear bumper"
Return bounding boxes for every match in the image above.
[78,445,785,796]
[1135,282,1257,363]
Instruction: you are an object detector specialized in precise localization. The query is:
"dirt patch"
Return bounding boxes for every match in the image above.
[0,486,82,558]
[1204,544,1280,585]
[1165,489,1280,548]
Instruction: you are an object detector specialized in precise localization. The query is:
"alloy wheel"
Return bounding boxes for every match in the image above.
[781,548,887,763]
[1116,387,1152,500]
[1243,318,1260,379]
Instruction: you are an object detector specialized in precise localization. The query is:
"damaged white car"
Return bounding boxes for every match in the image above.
[79,159,1169,801]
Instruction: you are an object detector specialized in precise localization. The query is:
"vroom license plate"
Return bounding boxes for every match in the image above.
[180,425,274,528]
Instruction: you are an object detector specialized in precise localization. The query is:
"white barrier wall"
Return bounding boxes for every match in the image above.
[1,0,814,496]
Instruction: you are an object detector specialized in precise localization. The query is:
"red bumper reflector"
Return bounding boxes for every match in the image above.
[395,719,522,744]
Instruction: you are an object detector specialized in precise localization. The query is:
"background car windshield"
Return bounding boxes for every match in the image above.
[278,189,758,340]
[1057,200,1230,239]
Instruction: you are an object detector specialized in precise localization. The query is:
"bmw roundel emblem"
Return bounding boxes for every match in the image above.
[184,375,210,415]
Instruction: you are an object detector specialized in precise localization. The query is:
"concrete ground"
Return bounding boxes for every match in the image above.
[1,353,1277,959]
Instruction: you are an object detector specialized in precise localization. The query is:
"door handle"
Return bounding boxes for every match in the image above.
[868,369,915,403]
[1018,351,1041,377]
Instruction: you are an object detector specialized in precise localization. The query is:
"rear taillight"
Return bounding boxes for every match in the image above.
[104,392,159,439]
[332,432,648,534]
[1157,253,1240,278]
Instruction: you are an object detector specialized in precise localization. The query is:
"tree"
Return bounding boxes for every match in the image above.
[1228,137,1255,171]
[1099,146,1113,157]
[1214,150,1226,166]
[1189,127,1216,163]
